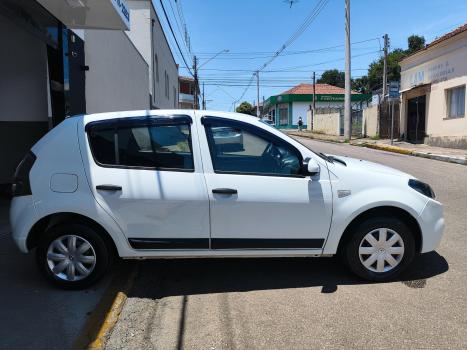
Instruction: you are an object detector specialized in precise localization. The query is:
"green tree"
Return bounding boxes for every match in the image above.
[367,48,407,91]
[317,69,345,88]
[407,34,425,53]
[236,101,256,115]
[351,76,369,94]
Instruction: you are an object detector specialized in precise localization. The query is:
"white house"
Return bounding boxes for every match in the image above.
[399,24,467,148]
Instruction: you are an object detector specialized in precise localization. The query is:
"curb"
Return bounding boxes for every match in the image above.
[72,262,139,350]
[353,142,412,155]
[353,142,467,165]
[411,151,467,165]
[287,132,346,144]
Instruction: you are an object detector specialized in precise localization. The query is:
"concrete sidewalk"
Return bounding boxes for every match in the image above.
[287,130,467,165]
[352,139,467,165]
[0,199,112,350]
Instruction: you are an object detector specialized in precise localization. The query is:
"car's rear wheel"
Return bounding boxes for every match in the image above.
[344,216,415,281]
[36,223,111,289]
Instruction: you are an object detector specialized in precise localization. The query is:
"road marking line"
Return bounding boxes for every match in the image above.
[72,262,138,350]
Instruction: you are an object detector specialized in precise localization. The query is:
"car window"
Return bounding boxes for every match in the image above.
[205,122,301,176]
[89,124,194,170]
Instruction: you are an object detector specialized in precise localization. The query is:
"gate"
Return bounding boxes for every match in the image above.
[339,109,363,138]
[379,101,400,139]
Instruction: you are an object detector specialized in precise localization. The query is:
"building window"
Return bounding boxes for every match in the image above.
[164,71,169,98]
[446,85,465,118]
[278,104,288,125]
[155,55,159,82]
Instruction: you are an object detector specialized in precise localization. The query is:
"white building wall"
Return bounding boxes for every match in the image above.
[127,0,179,109]
[84,29,150,113]
[400,32,467,148]
[292,102,310,125]
[125,2,152,94]
[291,101,345,126]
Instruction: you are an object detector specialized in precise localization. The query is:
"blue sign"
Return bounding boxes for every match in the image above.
[388,81,400,99]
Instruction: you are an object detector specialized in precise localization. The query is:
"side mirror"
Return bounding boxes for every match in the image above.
[303,157,320,176]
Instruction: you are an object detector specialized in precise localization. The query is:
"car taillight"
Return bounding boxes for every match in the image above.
[12,151,36,197]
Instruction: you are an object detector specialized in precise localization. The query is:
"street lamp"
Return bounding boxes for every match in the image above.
[193,49,229,109]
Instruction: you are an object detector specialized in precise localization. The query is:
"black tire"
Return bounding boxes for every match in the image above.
[344,216,415,282]
[36,223,112,290]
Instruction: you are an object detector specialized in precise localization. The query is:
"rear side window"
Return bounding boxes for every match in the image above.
[88,123,194,171]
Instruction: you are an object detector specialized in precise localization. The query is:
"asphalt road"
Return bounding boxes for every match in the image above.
[106,139,467,350]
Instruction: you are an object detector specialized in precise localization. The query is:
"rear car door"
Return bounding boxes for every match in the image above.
[81,114,210,250]
[199,116,333,250]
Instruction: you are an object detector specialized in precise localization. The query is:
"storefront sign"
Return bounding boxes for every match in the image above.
[401,44,467,91]
[112,0,130,28]
[388,81,400,99]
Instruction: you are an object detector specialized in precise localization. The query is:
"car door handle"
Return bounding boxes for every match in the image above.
[212,188,237,195]
[96,185,122,191]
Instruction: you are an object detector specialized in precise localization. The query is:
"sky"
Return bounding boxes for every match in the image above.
[152,0,467,111]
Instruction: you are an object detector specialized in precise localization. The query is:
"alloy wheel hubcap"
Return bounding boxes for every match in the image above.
[358,228,404,273]
[46,235,96,281]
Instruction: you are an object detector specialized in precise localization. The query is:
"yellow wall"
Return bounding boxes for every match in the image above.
[400,31,467,147]
[312,112,340,135]
[426,76,467,137]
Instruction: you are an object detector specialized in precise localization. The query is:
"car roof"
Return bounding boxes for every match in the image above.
[77,109,262,126]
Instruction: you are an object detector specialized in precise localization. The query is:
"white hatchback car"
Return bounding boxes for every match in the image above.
[10,110,444,289]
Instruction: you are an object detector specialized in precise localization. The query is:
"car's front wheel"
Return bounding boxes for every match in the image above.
[36,223,112,289]
[344,216,415,282]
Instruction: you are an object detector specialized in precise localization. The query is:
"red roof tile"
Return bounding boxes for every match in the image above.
[403,23,467,60]
[426,23,467,49]
[281,83,359,95]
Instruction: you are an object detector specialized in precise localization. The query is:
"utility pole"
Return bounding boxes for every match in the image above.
[193,55,199,109]
[202,82,206,110]
[390,99,394,145]
[382,34,389,100]
[256,71,260,117]
[344,0,351,140]
[312,71,316,130]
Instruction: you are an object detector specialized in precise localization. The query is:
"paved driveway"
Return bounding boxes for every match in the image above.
[0,199,112,350]
[106,139,466,350]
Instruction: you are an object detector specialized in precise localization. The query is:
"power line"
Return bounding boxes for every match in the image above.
[192,68,369,73]
[158,0,193,76]
[192,47,379,60]
[166,0,192,65]
[258,0,329,72]
[193,42,380,60]
[270,50,381,71]
[174,0,192,53]
[234,0,330,104]
[192,38,380,56]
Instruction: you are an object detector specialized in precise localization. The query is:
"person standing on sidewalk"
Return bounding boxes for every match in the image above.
[298,116,303,132]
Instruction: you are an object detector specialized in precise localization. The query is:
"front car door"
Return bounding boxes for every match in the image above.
[81,113,210,251]
[198,115,333,251]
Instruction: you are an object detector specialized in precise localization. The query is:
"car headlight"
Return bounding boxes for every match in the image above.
[408,179,435,199]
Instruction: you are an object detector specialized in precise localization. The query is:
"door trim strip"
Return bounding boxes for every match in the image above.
[211,238,325,249]
[129,238,325,250]
[128,238,209,249]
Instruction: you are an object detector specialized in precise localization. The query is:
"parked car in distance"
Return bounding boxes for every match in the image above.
[10,110,444,289]
[260,118,275,127]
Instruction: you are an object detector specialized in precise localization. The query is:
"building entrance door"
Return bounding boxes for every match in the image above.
[407,95,426,143]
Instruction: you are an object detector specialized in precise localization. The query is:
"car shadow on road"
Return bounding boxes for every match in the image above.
[128,251,448,299]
